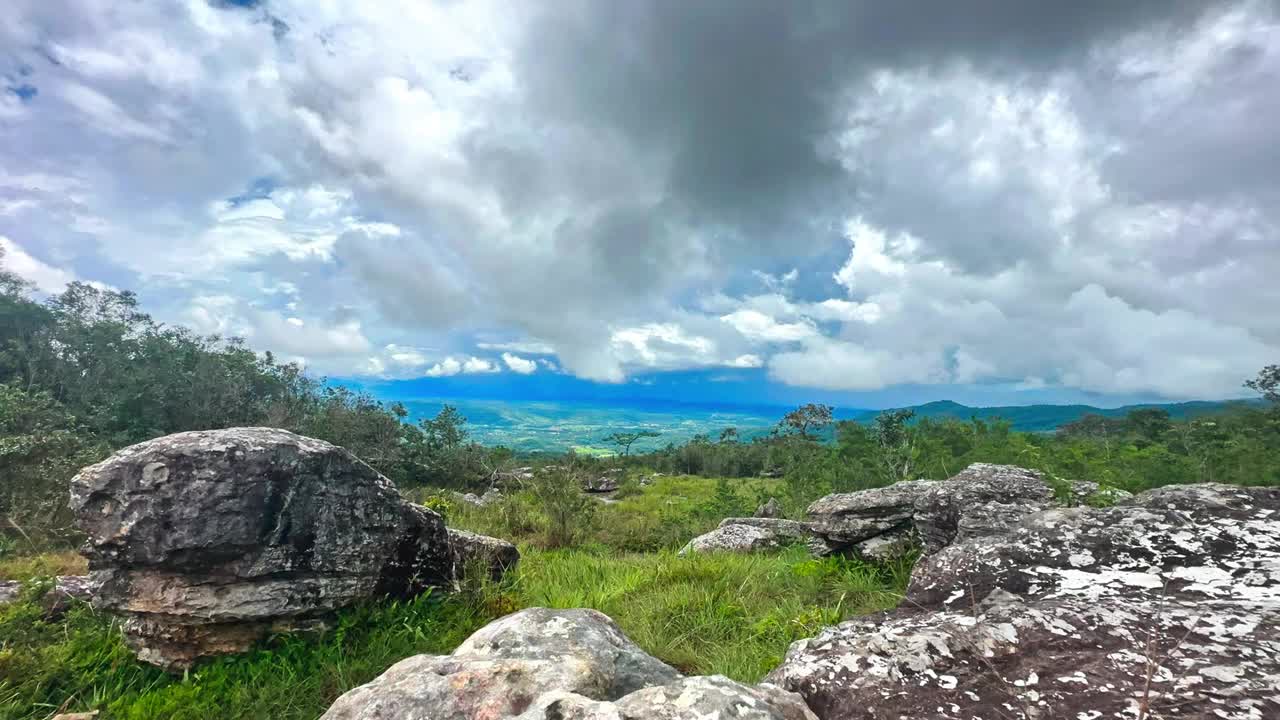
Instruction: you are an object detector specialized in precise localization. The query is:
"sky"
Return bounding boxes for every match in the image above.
[2,0,1278,409]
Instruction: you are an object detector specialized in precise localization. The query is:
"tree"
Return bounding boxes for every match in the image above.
[778,403,834,441]
[1125,408,1172,446]
[1246,364,1280,405]
[873,409,918,482]
[603,430,661,456]
[718,427,739,444]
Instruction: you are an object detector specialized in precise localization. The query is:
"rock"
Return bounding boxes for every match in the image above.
[907,482,1280,611]
[322,608,812,720]
[69,427,456,670]
[807,480,937,559]
[755,497,783,518]
[454,608,681,696]
[912,463,1054,554]
[572,676,818,720]
[679,518,818,555]
[583,476,620,493]
[768,482,1280,720]
[452,491,484,506]
[448,529,519,583]
[455,488,504,506]
[0,575,99,617]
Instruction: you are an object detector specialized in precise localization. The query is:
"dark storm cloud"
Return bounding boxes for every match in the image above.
[511,0,1222,257]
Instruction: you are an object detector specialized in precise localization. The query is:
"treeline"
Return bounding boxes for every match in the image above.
[0,257,498,546]
[630,393,1280,507]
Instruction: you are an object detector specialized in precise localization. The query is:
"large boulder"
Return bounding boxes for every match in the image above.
[679,518,822,555]
[68,428,462,670]
[322,608,814,720]
[767,483,1280,720]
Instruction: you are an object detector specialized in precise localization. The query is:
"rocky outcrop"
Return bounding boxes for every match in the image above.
[448,528,519,583]
[679,517,821,555]
[69,427,508,670]
[912,463,1055,553]
[321,607,814,720]
[807,479,937,560]
[767,482,1280,720]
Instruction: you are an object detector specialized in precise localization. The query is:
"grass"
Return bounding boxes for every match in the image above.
[510,546,907,679]
[0,475,906,719]
[0,552,85,582]
[0,547,906,720]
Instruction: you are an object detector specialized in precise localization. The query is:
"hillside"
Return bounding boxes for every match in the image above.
[850,398,1257,433]
[391,396,1256,452]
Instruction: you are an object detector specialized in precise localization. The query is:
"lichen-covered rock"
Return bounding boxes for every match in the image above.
[768,483,1280,720]
[453,608,680,697]
[448,528,519,583]
[322,608,811,720]
[69,427,456,670]
[912,463,1053,554]
[806,480,936,559]
[908,483,1279,611]
[615,677,816,720]
[678,517,817,555]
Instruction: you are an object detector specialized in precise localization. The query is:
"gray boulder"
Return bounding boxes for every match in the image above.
[322,608,812,720]
[807,480,937,559]
[583,476,620,493]
[448,529,519,583]
[767,483,1280,720]
[679,517,818,555]
[69,427,457,670]
[912,463,1054,553]
[755,497,783,518]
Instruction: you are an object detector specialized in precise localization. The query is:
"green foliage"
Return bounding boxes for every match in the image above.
[1245,364,1280,406]
[634,400,1280,496]
[416,494,455,521]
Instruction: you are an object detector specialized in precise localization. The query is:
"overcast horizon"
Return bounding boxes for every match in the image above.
[3,0,1279,408]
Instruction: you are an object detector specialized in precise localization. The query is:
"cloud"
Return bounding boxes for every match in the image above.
[720,309,817,343]
[0,0,1276,399]
[422,355,501,378]
[0,236,77,292]
[501,352,537,374]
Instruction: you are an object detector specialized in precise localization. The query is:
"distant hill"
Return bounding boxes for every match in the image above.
[846,399,1259,433]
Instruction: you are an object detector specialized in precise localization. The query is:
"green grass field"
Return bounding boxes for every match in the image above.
[0,475,908,720]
